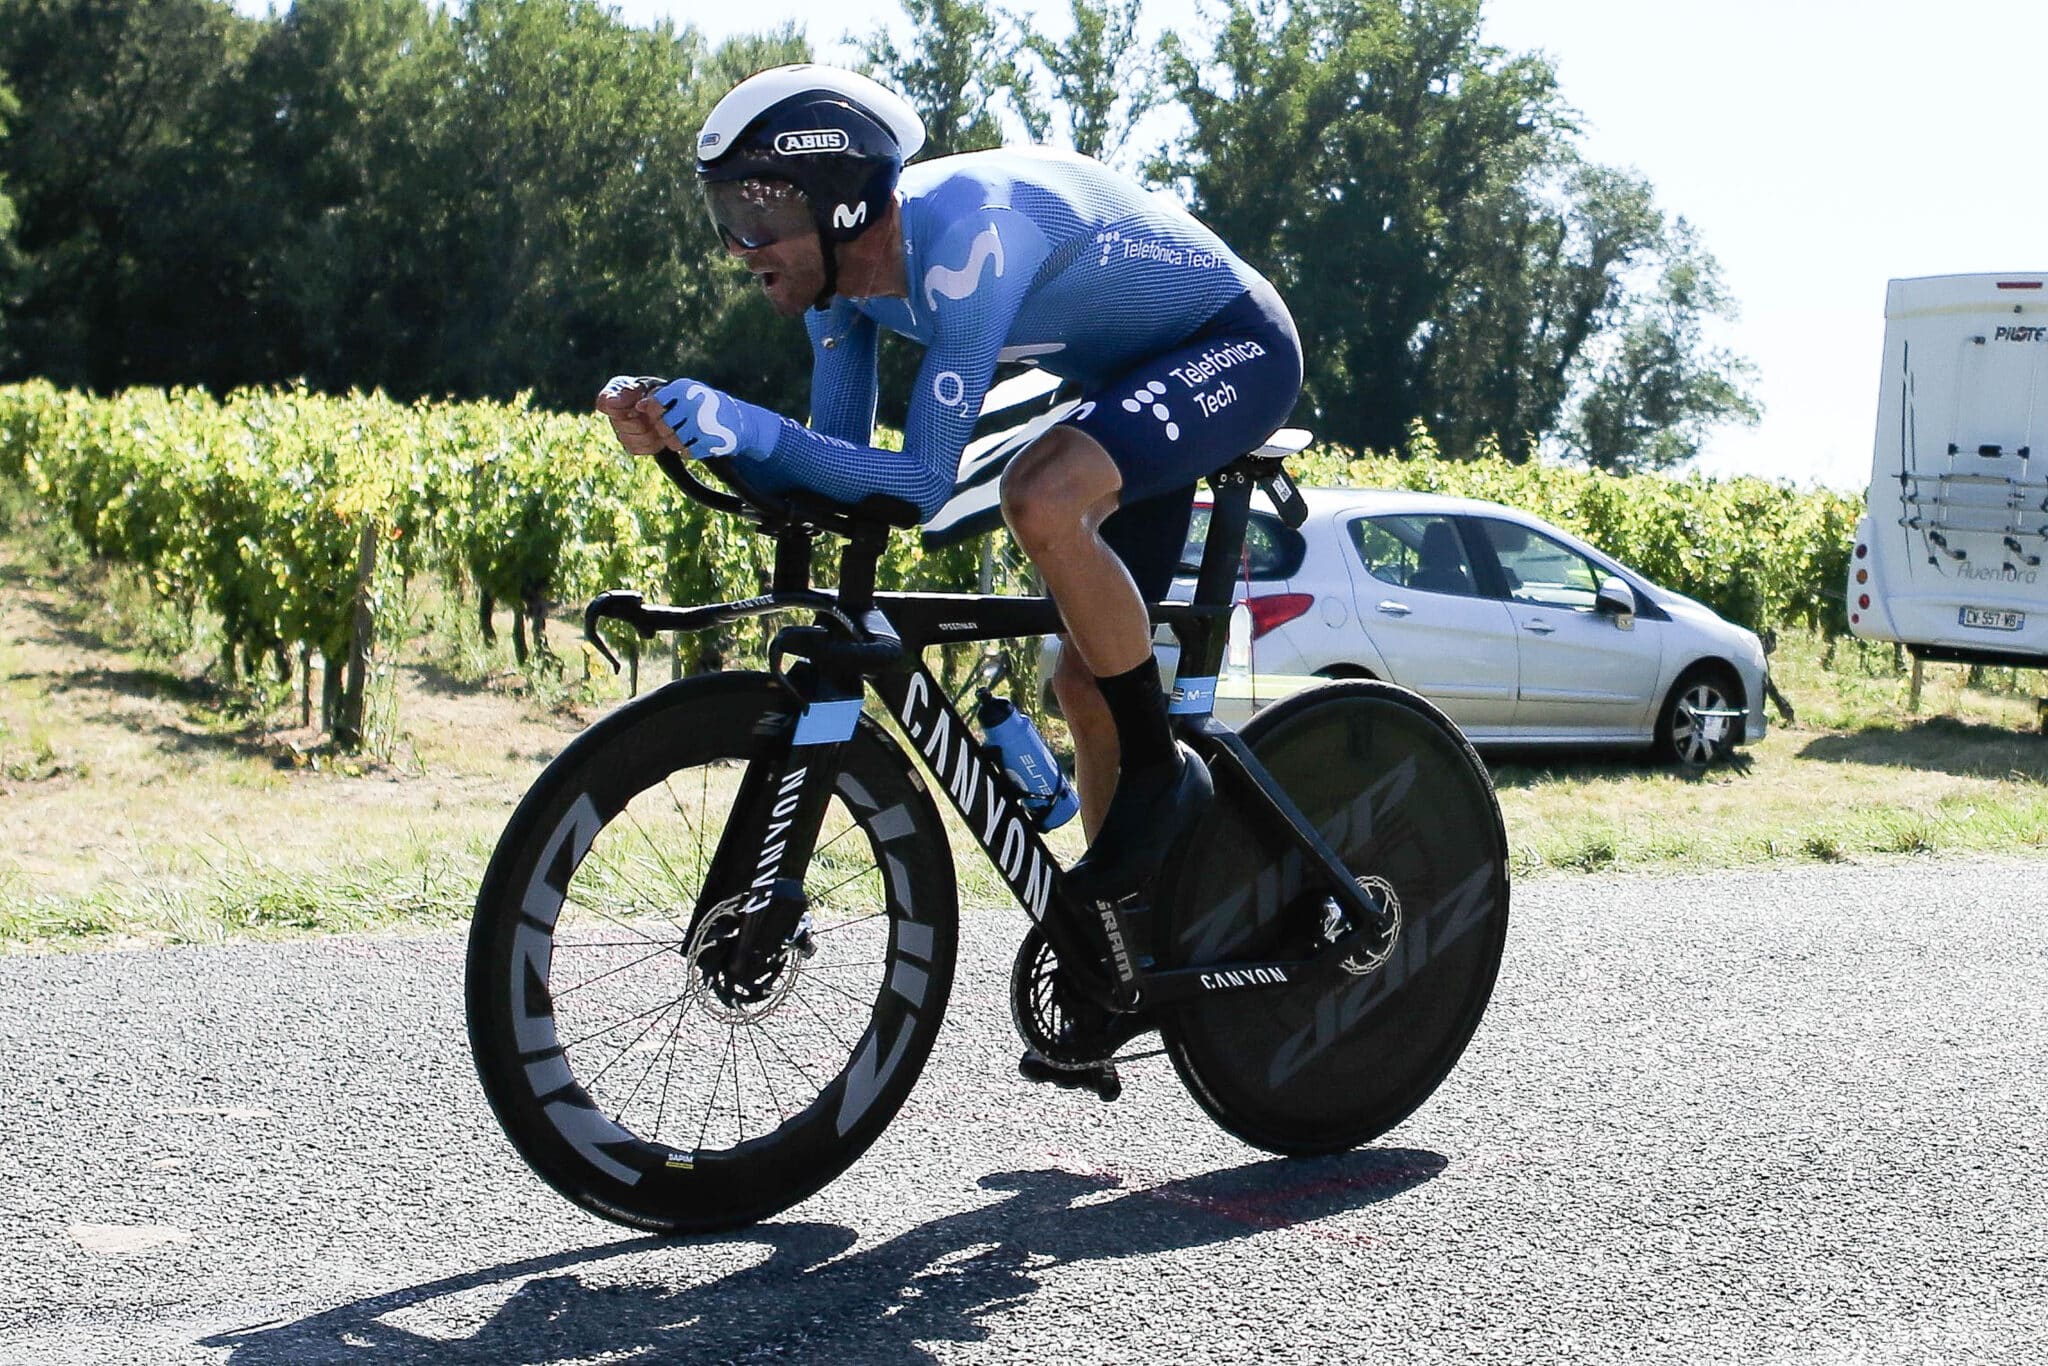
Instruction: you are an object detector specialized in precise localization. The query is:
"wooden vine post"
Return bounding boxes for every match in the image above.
[335,516,379,750]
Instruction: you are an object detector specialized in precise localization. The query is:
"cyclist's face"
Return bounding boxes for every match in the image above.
[707,177,822,317]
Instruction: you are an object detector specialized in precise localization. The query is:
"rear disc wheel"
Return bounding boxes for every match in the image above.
[1156,680,1508,1154]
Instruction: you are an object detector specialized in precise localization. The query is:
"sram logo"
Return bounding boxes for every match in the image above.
[776,129,849,155]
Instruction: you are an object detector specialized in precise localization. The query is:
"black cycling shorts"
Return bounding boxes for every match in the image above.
[1061,278,1304,602]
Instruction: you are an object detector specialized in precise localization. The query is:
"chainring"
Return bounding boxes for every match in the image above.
[1008,924,1123,1070]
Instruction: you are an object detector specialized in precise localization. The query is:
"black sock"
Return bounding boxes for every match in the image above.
[1094,657,1176,775]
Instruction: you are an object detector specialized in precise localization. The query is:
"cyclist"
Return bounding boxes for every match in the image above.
[600,63,1302,911]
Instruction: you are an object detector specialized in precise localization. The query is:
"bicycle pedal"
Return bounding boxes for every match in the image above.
[1017,1050,1122,1103]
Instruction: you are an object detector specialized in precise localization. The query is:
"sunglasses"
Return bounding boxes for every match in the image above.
[702,178,813,251]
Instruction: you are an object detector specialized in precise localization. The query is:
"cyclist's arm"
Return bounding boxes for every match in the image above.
[732,208,1047,520]
[805,303,879,445]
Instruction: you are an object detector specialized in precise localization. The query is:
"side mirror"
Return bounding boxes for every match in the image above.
[1595,575,1635,629]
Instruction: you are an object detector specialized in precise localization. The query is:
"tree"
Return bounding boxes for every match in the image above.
[1009,0,1161,165]
[1422,159,1664,462]
[1158,0,1563,454]
[1158,0,1757,467]
[1563,220,1761,472]
[0,0,262,390]
[858,0,1032,159]
[0,75,21,369]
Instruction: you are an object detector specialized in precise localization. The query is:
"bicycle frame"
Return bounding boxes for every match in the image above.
[585,453,1393,1012]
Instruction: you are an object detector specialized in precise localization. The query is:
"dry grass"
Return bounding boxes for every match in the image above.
[0,541,587,947]
[3,525,2045,949]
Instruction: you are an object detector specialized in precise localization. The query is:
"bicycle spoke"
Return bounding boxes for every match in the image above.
[606,999,690,1125]
[559,986,696,1054]
[695,1028,736,1152]
[555,895,672,949]
[811,864,882,905]
[584,992,690,1097]
[551,941,681,999]
[810,909,888,937]
[653,993,691,1144]
[790,984,859,1056]
[620,807,705,935]
[756,1017,824,1092]
[745,1026,787,1124]
[796,970,875,1023]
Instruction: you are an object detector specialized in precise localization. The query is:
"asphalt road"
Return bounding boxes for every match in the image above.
[4,856,2045,1364]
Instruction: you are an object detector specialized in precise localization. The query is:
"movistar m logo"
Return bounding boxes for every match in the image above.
[832,201,868,231]
[924,223,1005,308]
[682,383,738,457]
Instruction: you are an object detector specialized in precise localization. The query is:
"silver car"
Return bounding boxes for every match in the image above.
[1047,487,1770,766]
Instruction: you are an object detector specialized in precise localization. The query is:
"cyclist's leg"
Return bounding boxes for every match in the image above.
[1006,283,1303,896]
[1054,488,1198,835]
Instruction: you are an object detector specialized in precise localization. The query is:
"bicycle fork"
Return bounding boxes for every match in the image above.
[690,670,866,988]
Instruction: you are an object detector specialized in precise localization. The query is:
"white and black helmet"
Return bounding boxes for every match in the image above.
[696,65,926,303]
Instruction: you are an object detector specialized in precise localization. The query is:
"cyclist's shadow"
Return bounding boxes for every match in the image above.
[201,1148,1445,1364]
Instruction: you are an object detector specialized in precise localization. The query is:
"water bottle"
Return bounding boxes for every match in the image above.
[976,690,1080,832]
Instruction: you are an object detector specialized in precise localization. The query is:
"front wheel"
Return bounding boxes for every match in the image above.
[466,672,958,1234]
[1655,667,1742,767]
[1156,680,1509,1154]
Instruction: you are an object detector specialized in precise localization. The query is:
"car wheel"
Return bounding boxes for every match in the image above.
[1655,668,1742,768]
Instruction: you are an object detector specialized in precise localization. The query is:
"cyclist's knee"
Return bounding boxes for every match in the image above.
[1001,428,1119,550]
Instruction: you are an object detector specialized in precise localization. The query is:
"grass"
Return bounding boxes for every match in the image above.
[2,517,2045,949]
[1487,629,2048,876]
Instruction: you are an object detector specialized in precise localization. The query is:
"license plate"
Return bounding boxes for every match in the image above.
[1959,606,2025,631]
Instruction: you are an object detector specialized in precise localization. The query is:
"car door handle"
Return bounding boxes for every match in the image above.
[1375,600,1413,616]
[1522,620,1556,635]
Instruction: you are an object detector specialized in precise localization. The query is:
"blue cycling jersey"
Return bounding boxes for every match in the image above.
[724,147,1269,520]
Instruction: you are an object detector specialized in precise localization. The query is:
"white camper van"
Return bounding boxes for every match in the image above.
[1848,272,2048,667]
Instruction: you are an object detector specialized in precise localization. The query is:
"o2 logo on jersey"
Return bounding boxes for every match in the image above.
[932,371,970,414]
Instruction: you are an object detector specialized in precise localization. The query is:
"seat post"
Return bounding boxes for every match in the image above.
[834,521,889,614]
[1193,463,1256,609]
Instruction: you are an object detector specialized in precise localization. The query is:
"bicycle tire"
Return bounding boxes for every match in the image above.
[466,671,958,1233]
[1156,680,1508,1154]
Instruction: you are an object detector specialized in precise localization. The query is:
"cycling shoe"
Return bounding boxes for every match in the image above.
[1063,742,1212,907]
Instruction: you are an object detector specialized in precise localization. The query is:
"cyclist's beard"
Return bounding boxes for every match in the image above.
[745,236,829,319]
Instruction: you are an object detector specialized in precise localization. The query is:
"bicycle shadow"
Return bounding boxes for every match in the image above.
[199,1150,1445,1364]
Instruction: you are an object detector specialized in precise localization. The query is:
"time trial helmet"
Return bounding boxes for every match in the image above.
[695,65,926,304]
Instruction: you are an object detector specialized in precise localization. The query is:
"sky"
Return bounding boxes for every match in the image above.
[261,0,2048,492]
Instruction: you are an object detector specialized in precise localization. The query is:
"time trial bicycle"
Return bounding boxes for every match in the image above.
[465,429,1509,1234]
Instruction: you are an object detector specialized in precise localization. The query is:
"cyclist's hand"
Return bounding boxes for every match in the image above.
[596,375,681,456]
[647,377,756,459]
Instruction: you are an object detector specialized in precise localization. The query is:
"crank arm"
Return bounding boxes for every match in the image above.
[1137,916,1389,1008]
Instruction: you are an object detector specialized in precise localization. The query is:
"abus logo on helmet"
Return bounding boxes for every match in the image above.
[776,129,850,155]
